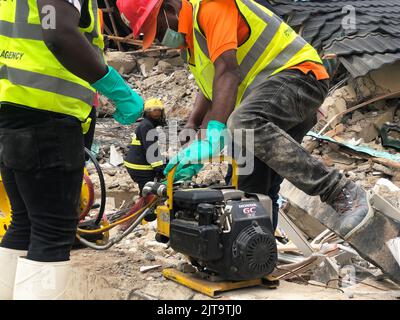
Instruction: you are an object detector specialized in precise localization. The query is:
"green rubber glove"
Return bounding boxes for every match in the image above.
[173,164,204,181]
[91,66,143,125]
[164,120,226,181]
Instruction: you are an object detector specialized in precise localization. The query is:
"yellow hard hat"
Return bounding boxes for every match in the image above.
[144,98,164,111]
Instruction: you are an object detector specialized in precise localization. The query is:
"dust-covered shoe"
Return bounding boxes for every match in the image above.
[328,181,374,239]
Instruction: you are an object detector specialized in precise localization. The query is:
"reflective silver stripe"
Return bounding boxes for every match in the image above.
[194,28,210,59]
[239,20,281,79]
[238,0,283,79]
[91,0,99,39]
[84,0,105,63]
[192,3,210,60]
[84,0,99,43]
[0,66,94,105]
[241,0,272,21]
[242,36,306,100]
[15,0,30,22]
[0,20,43,40]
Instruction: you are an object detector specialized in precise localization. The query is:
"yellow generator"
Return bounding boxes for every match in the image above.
[141,158,279,296]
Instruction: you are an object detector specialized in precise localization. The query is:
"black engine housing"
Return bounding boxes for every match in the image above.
[168,188,277,281]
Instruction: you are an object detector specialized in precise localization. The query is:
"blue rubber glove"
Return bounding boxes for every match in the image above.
[91,66,143,125]
[164,120,226,181]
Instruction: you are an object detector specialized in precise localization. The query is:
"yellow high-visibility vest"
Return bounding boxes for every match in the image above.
[184,0,324,107]
[0,0,105,121]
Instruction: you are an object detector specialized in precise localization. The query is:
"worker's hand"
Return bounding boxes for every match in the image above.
[164,120,226,181]
[173,164,204,181]
[91,66,143,125]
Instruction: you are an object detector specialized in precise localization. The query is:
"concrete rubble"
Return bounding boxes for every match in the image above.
[68,41,400,300]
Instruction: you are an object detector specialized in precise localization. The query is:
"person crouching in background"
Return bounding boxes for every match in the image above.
[124,98,166,195]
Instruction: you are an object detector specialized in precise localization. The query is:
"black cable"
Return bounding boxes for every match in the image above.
[84,147,106,226]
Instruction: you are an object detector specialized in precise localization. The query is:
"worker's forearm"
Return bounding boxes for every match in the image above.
[186,92,212,129]
[45,30,107,83]
[37,0,108,84]
[194,70,239,140]
[209,69,240,124]
[208,50,241,125]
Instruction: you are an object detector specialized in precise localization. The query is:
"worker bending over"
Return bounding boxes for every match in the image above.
[0,0,143,300]
[125,98,166,195]
[118,0,373,241]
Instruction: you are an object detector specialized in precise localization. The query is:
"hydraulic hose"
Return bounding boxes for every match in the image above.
[84,147,106,226]
[77,207,152,250]
[76,197,159,235]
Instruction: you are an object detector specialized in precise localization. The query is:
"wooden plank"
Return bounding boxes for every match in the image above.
[104,0,123,51]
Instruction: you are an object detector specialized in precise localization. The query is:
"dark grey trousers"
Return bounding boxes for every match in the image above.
[228,69,347,204]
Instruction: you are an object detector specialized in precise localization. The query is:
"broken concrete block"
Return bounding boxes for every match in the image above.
[369,61,400,97]
[321,154,334,167]
[165,56,184,67]
[372,163,394,176]
[319,97,347,128]
[347,123,363,133]
[280,180,400,283]
[143,74,168,88]
[332,85,357,105]
[349,110,364,124]
[157,60,173,73]
[326,152,354,165]
[145,252,156,262]
[372,108,397,130]
[326,123,346,138]
[360,121,379,143]
[355,162,372,173]
[351,76,378,100]
[281,201,326,239]
[374,178,400,192]
[106,51,136,74]
[137,57,156,77]
[108,181,120,189]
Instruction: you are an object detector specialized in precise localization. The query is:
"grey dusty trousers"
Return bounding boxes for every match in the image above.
[228,69,347,204]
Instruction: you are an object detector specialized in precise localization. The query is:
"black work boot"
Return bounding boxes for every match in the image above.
[327,181,374,239]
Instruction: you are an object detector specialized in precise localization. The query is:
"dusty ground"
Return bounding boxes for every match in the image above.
[66,245,400,300]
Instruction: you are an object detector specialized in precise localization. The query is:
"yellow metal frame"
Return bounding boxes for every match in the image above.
[157,156,239,239]
[163,268,279,298]
[79,168,94,220]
